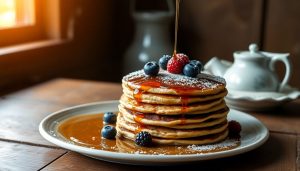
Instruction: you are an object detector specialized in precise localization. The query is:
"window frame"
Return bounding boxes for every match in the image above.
[0,0,57,47]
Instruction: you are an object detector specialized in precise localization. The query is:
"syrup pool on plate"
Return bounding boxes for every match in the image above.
[58,113,240,155]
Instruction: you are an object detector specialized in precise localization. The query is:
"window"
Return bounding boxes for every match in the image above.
[0,0,35,29]
[0,0,61,48]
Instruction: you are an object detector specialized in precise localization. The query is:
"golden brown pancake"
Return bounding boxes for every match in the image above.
[122,113,227,129]
[120,94,226,115]
[119,105,229,127]
[116,126,229,145]
[122,70,226,96]
[117,69,229,145]
[123,84,228,105]
[117,114,228,139]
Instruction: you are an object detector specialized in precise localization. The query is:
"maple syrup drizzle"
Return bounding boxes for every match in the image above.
[173,0,181,56]
[134,123,145,134]
[132,80,162,104]
[180,114,186,124]
[180,96,189,112]
[127,69,225,92]
[133,89,143,104]
[133,113,145,123]
[133,113,145,133]
[58,113,240,155]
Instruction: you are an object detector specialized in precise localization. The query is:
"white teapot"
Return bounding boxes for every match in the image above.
[205,43,291,92]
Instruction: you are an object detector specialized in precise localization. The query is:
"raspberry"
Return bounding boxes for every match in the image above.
[167,53,190,74]
[228,120,242,138]
[135,131,152,146]
[177,53,190,64]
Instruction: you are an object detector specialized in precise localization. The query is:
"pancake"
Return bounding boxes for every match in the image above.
[123,84,228,105]
[119,104,229,127]
[120,94,226,115]
[117,68,229,146]
[116,126,229,145]
[117,114,228,139]
[123,70,226,96]
[122,112,227,129]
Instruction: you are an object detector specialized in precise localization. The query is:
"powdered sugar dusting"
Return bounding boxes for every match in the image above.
[187,138,240,153]
[116,138,240,155]
[123,70,226,89]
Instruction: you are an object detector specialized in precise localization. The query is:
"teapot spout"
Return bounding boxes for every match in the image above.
[204,57,231,77]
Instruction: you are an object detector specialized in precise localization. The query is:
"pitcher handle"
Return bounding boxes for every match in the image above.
[264,52,292,92]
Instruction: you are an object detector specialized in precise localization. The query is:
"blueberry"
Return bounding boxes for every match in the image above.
[144,61,159,76]
[101,125,117,139]
[135,131,152,146]
[103,112,117,124]
[159,55,172,70]
[190,60,203,73]
[183,63,200,77]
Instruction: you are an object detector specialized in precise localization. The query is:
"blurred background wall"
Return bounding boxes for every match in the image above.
[0,0,299,95]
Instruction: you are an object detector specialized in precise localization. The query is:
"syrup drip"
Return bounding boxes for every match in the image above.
[58,113,241,155]
[173,0,181,56]
[180,114,186,124]
[133,113,145,123]
[134,123,145,134]
[133,80,162,104]
[138,80,162,90]
[132,111,146,133]
[126,70,225,93]
[180,96,189,112]
[133,89,143,104]
[130,78,203,96]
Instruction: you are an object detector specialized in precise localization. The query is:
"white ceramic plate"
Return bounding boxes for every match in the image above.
[226,85,300,111]
[39,101,269,165]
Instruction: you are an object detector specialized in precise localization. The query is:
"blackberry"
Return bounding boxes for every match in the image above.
[135,131,152,146]
[228,120,242,139]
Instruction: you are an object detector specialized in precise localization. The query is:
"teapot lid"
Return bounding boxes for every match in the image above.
[234,43,265,58]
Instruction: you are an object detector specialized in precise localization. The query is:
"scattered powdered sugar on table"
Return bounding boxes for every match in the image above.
[187,138,239,153]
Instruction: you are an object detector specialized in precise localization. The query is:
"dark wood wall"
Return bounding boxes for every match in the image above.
[0,0,299,95]
[181,0,300,88]
[114,0,300,87]
[264,0,300,88]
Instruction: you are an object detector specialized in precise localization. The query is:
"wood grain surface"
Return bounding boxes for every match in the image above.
[0,141,66,171]
[251,99,300,134]
[42,133,296,171]
[0,78,298,170]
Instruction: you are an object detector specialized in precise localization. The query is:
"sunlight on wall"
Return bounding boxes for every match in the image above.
[0,0,35,29]
[0,0,16,28]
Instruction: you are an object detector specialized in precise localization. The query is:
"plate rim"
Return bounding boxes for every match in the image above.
[39,100,269,164]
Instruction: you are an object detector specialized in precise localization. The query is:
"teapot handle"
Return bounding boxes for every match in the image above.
[264,52,292,92]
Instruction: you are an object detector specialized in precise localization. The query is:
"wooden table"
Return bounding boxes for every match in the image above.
[0,78,299,171]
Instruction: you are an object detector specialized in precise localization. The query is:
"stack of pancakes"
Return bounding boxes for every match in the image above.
[116,70,229,145]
